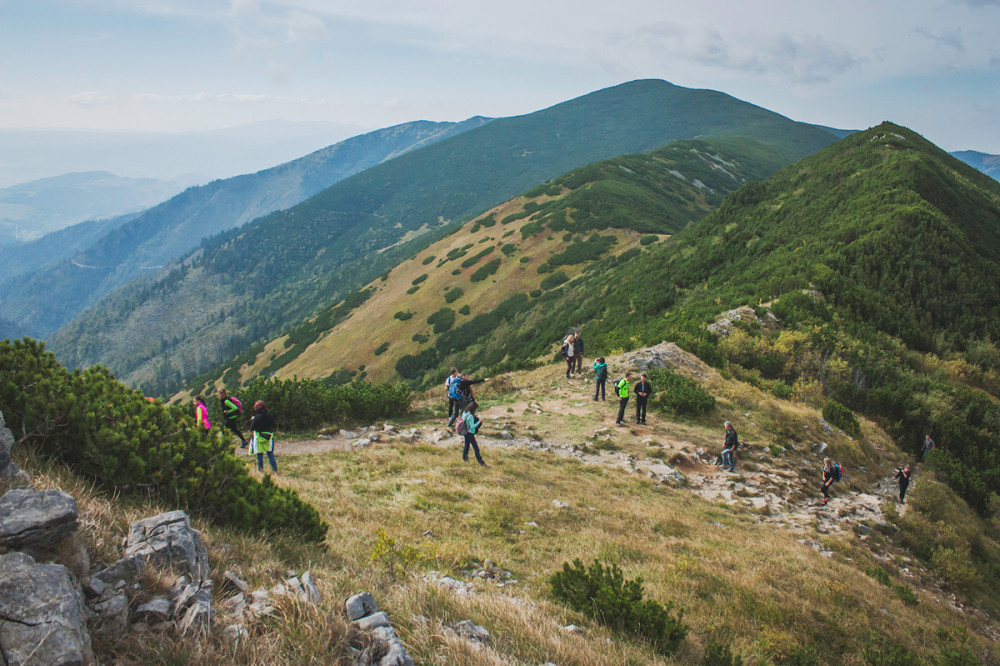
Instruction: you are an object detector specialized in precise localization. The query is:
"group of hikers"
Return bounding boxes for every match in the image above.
[445,369,489,466]
[191,390,279,474]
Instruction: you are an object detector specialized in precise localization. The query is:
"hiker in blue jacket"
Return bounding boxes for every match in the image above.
[445,368,461,422]
[459,401,487,466]
[448,373,487,427]
[592,357,608,401]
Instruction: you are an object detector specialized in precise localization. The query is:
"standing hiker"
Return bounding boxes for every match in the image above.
[217,388,249,448]
[192,396,211,431]
[561,333,576,378]
[592,357,608,401]
[249,400,278,474]
[720,421,738,472]
[445,368,461,422]
[614,372,632,426]
[921,434,936,458]
[895,465,912,503]
[457,401,487,466]
[634,372,651,425]
[573,331,585,374]
[448,373,487,427]
[821,457,842,504]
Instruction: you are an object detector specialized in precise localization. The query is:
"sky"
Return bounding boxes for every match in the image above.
[1,0,999,157]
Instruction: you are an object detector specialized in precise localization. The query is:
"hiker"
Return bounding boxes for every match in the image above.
[561,333,576,378]
[573,332,585,374]
[921,434,935,458]
[192,396,211,431]
[614,372,631,426]
[821,457,840,504]
[448,373,487,427]
[634,372,651,425]
[457,401,487,466]
[445,367,461,422]
[720,421,738,472]
[217,388,249,448]
[249,400,278,474]
[895,465,912,503]
[592,357,608,401]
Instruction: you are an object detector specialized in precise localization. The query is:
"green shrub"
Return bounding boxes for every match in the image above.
[530,289,542,298]
[459,305,471,315]
[470,258,501,282]
[373,342,390,356]
[550,558,688,656]
[646,366,716,415]
[704,642,745,666]
[406,285,420,295]
[537,263,552,274]
[479,214,497,228]
[640,235,659,246]
[411,274,428,286]
[461,246,495,268]
[0,338,328,542]
[421,255,435,265]
[822,399,861,436]
[444,288,464,303]
[426,308,456,334]
[451,269,461,275]
[412,333,429,344]
[540,271,569,289]
[393,311,414,321]
[501,243,517,256]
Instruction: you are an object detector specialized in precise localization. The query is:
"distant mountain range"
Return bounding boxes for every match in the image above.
[0,118,490,335]
[47,79,841,393]
[951,150,1000,181]
[0,171,190,245]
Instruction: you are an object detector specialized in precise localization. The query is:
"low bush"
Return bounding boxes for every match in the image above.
[822,399,861,436]
[470,258,501,282]
[444,288,464,304]
[373,342,390,356]
[426,308,456,334]
[0,338,328,542]
[393,311,414,321]
[550,558,688,656]
[646,366,716,415]
[540,271,569,289]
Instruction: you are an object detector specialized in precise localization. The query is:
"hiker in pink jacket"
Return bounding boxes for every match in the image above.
[192,396,211,430]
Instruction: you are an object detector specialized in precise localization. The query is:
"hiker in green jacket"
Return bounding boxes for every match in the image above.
[217,388,249,448]
[614,372,632,426]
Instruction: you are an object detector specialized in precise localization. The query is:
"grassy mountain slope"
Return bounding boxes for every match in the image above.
[50,79,839,395]
[1,119,488,336]
[192,136,794,391]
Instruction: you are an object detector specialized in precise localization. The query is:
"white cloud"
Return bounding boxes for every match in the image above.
[68,91,112,108]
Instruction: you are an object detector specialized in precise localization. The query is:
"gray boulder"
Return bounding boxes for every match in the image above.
[0,488,78,557]
[125,510,210,580]
[0,551,94,665]
[449,619,491,645]
[371,626,414,666]
[345,592,377,621]
[90,553,145,592]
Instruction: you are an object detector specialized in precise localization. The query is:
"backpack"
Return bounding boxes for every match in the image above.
[456,415,469,435]
[466,413,480,435]
[833,463,843,482]
[597,365,607,381]
[231,397,242,414]
[447,376,461,399]
[615,378,628,397]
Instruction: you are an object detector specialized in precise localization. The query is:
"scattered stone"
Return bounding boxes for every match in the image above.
[811,441,828,455]
[223,570,249,594]
[0,488,79,557]
[340,429,359,439]
[346,591,378,621]
[135,596,174,622]
[354,438,372,449]
[125,510,210,581]
[91,553,146,591]
[92,591,129,622]
[223,623,249,644]
[301,571,321,604]
[354,611,391,631]
[371,626,414,666]
[552,500,569,509]
[449,619,491,645]
[0,412,29,484]
[222,593,248,616]
[0,551,94,665]
[500,430,514,440]
[564,624,585,635]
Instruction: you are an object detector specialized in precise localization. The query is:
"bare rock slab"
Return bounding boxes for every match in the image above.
[0,551,95,666]
[125,510,210,580]
[0,488,78,557]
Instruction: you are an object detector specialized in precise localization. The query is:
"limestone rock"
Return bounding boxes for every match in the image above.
[346,591,377,621]
[371,626,414,666]
[0,551,95,666]
[125,511,210,580]
[0,412,28,484]
[449,620,491,645]
[301,571,321,604]
[91,554,146,591]
[135,596,174,622]
[0,488,78,557]
[354,611,391,631]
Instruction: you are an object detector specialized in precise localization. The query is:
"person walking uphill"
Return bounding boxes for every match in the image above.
[592,357,608,401]
[895,465,912,503]
[192,396,211,431]
[457,401,487,466]
[573,332,585,374]
[821,457,842,504]
[250,400,278,474]
[614,372,631,426]
[217,388,249,448]
[720,421,738,472]
[634,373,651,425]
[448,373,487,427]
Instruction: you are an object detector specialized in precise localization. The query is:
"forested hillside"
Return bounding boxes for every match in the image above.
[0,118,489,336]
[49,79,839,395]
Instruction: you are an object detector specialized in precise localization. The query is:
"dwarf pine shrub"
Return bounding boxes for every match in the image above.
[0,338,327,542]
[550,558,688,656]
[645,366,716,416]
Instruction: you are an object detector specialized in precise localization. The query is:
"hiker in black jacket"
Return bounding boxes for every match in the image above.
[720,421,738,472]
[447,373,487,427]
[573,332,585,374]
[217,388,249,448]
[634,373,651,425]
[895,465,911,503]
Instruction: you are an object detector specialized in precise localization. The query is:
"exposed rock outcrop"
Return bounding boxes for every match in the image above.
[0,488,79,558]
[124,510,210,581]
[0,411,29,485]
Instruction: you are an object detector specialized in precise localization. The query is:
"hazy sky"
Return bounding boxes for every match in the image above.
[2,0,999,153]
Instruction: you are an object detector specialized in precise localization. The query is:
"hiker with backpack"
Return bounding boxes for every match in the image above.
[895,465,911,503]
[456,401,487,466]
[217,388,249,448]
[445,368,461,422]
[614,372,632,426]
[447,373,487,427]
[249,400,278,474]
[592,357,608,401]
[634,373,652,425]
[821,457,842,504]
[561,333,576,378]
[720,421,738,472]
[921,434,936,458]
[192,396,211,431]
